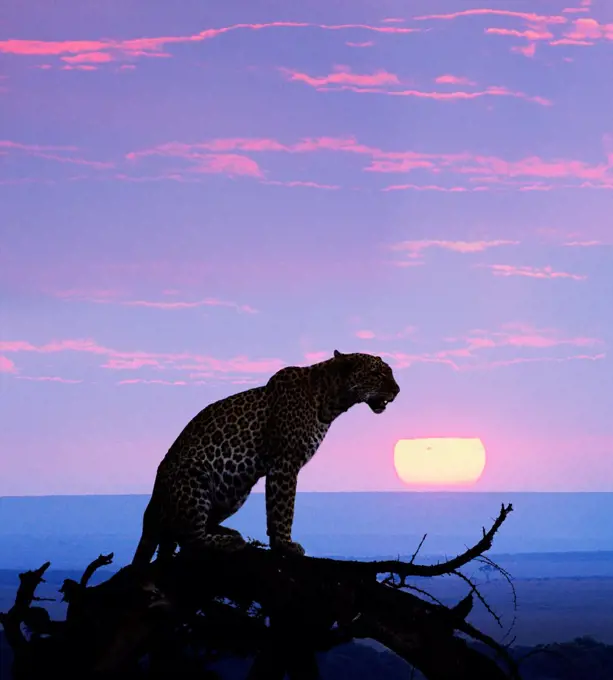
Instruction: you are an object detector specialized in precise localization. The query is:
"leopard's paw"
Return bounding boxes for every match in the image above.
[270,539,306,557]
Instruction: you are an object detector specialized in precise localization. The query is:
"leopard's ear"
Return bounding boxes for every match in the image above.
[333,349,344,359]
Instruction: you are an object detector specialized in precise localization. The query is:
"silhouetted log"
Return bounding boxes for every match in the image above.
[1,503,519,680]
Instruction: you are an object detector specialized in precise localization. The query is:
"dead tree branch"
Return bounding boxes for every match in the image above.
[1,503,518,679]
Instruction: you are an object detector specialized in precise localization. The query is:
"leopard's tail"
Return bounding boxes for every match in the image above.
[132,494,161,567]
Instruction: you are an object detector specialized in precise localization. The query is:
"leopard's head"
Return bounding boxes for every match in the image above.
[333,349,400,414]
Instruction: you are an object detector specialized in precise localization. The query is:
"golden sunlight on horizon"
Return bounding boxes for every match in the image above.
[394,438,486,487]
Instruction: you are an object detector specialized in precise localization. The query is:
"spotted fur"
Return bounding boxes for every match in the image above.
[132,350,400,564]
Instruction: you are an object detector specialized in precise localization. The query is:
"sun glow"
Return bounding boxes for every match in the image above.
[394,438,486,486]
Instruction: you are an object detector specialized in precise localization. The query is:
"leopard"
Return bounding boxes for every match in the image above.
[131,349,400,566]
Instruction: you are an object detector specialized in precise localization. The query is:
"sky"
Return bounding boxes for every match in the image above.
[1,0,613,496]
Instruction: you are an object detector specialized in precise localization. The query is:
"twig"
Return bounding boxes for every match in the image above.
[80,552,114,586]
[410,534,428,564]
[0,562,51,652]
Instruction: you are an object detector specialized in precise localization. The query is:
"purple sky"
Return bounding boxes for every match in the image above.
[1,0,613,496]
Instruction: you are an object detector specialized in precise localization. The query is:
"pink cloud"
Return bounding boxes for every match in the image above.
[414,10,567,25]
[512,43,537,57]
[345,41,374,48]
[0,22,420,66]
[549,38,594,45]
[355,327,416,341]
[292,323,605,374]
[0,140,77,152]
[463,323,603,353]
[435,74,476,85]
[0,39,115,56]
[293,77,550,106]
[0,356,16,373]
[61,64,98,71]
[281,66,400,88]
[381,18,405,24]
[114,172,198,183]
[104,357,164,370]
[192,153,262,177]
[117,378,188,386]
[486,27,554,40]
[0,338,286,379]
[125,135,613,190]
[2,140,111,170]
[62,52,114,64]
[54,290,257,313]
[391,239,519,260]
[563,240,604,247]
[393,260,425,268]
[564,18,613,41]
[369,151,607,180]
[482,353,605,368]
[262,180,340,190]
[382,183,479,192]
[431,323,606,370]
[123,298,258,313]
[480,264,587,281]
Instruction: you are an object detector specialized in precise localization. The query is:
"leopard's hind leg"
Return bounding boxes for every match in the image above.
[174,471,247,554]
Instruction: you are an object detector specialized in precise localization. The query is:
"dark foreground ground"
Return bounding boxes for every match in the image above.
[3,570,613,678]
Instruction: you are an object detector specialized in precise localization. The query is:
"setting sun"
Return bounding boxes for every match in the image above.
[394,438,486,487]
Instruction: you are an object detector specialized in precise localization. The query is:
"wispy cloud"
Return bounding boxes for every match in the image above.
[562,240,604,247]
[345,41,374,48]
[280,65,400,88]
[414,7,611,58]
[479,264,587,281]
[117,378,188,386]
[125,136,611,190]
[382,183,488,192]
[391,239,518,265]
[192,154,263,177]
[10,134,609,190]
[261,180,340,190]
[62,52,114,64]
[414,10,567,25]
[378,322,605,371]
[562,18,613,43]
[0,356,16,373]
[462,322,602,350]
[355,326,416,341]
[282,67,550,106]
[0,338,285,381]
[1,139,112,170]
[481,353,605,368]
[53,290,258,313]
[435,74,476,85]
[0,21,420,67]
[16,375,83,383]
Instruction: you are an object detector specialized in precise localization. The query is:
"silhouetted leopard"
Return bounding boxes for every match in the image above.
[132,349,400,564]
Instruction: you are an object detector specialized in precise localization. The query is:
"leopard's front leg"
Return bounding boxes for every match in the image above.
[265,459,305,556]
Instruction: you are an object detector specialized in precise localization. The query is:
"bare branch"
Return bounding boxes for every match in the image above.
[0,562,51,653]
[1,503,518,679]
[80,551,114,586]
